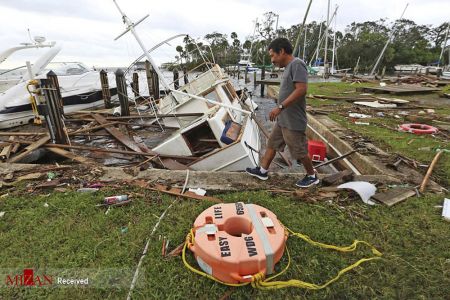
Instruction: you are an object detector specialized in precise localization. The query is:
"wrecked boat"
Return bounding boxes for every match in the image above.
[111,3,261,171]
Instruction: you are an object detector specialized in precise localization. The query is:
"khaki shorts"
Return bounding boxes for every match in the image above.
[267,123,308,159]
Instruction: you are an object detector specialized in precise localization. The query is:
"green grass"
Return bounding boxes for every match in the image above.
[305,82,450,186]
[329,113,450,186]
[0,187,449,299]
[1,81,449,299]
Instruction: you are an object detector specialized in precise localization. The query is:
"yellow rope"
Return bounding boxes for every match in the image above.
[182,225,382,290]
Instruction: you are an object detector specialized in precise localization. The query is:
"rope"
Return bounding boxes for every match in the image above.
[182,224,382,290]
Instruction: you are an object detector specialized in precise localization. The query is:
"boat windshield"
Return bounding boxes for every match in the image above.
[43,62,91,76]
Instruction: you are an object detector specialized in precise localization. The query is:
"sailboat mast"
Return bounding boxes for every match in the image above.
[438,23,450,67]
[369,3,409,76]
[112,0,171,92]
[323,0,331,75]
[293,0,313,58]
[331,6,337,74]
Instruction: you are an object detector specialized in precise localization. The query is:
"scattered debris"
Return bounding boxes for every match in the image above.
[354,101,397,108]
[419,150,445,193]
[443,198,450,221]
[399,123,438,134]
[322,170,354,186]
[349,113,371,119]
[148,183,222,203]
[167,242,184,257]
[77,188,99,193]
[372,188,416,206]
[337,181,377,205]
[188,188,207,196]
[0,211,5,218]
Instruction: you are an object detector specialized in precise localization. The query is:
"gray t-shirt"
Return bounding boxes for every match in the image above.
[277,58,308,131]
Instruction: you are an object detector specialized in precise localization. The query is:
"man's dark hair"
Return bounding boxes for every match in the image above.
[268,38,293,54]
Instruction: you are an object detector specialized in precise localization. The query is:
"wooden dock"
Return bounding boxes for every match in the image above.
[358,84,441,95]
[255,79,281,86]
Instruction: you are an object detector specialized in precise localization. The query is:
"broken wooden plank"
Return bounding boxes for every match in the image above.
[0,132,46,137]
[358,85,440,95]
[419,150,444,193]
[46,147,97,165]
[44,143,197,160]
[91,113,152,154]
[322,170,354,186]
[68,122,119,136]
[149,184,222,203]
[160,159,188,170]
[372,188,416,206]
[7,136,51,163]
[0,136,15,161]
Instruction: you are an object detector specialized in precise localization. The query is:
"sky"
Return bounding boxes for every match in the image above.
[0,0,449,69]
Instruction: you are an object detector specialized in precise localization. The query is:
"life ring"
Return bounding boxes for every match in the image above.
[399,123,438,134]
[187,202,287,284]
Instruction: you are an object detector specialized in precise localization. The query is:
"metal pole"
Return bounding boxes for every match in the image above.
[112,0,171,92]
[370,3,409,76]
[293,0,313,58]
[302,24,308,61]
[438,23,450,67]
[331,7,337,74]
[323,0,331,76]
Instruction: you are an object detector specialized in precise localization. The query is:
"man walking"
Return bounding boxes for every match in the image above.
[246,37,319,188]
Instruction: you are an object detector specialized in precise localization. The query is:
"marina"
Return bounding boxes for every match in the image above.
[0,0,449,299]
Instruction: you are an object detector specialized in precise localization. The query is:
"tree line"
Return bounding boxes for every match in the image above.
[174,12,449,72]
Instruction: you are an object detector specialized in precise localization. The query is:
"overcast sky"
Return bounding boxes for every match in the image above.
[0,0,449,68]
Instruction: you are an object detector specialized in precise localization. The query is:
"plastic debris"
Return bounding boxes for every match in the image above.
[349,113,371,119]
[121,226,128,234]
[77,188,99,193]
[43,203,49,207]
[442,198,450,221]
[47,172,57,181]
[188,188,207,196]
[86,183,104,188]
[0,211,5,218]
[337,181,377,205]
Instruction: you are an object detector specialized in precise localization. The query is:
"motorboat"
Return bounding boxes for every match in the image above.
[0,43,117,129]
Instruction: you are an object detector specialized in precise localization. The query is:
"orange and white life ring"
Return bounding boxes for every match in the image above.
[187,202,287,284]
[399,123,438,134]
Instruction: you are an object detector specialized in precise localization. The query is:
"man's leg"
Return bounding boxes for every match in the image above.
[299,155,315,175]
[246,124,284,180]
[282,127,320,188]
[260,147,276,170]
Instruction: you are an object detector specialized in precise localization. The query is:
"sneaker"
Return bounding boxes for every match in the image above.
[295,174,320,188]
[245,167,268,181]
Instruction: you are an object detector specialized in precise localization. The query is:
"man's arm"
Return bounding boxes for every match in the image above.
[281,82,307,108]
[269,82,307,121]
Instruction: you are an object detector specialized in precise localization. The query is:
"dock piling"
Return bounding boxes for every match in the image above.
[115,68,130,116]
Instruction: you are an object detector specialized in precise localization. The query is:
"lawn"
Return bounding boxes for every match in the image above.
[0,186,449,299]
[1,81,449,299]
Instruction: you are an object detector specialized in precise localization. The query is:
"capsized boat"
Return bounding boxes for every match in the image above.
[112,0,260,171]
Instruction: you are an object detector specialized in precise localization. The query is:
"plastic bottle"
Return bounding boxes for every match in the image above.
[103,195,128,205]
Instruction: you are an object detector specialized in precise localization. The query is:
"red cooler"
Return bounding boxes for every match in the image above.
[308,140,326,162]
